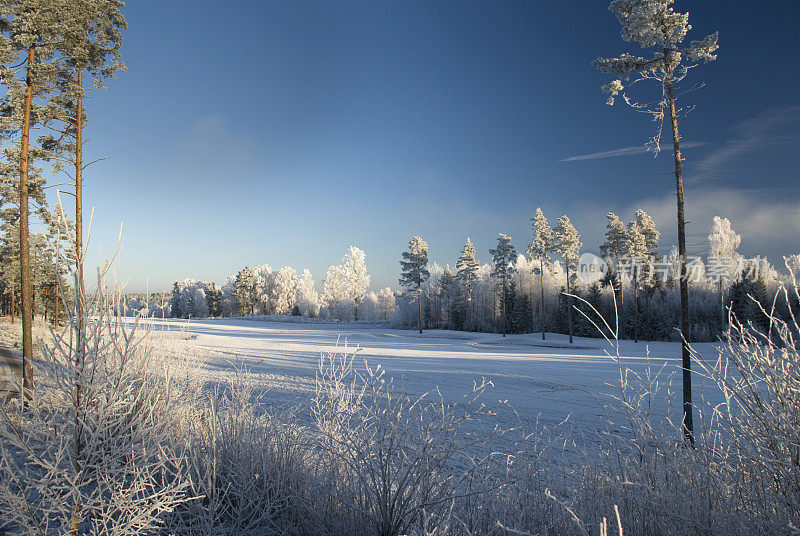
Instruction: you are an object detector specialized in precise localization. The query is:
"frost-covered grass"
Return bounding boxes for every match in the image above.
[2,281,799,534]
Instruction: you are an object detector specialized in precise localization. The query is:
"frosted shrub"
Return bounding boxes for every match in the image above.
[0,286,189,535]
[312,345,493,536]
[169,367,329,536]
[696,264,800,531]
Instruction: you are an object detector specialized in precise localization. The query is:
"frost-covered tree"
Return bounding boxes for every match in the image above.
[321,247,370,321]
[600,212,629,304]
[295,268,320,317]
[593,0,719,442]
[272,266,299,315]
[205,281,222,317]
[399,236,430,333]
[377,287,396,321]
[343,246,370,318]
[323,264,352,321]
[235,266,257,315]
[253,264,274,315]
[554,215,581,343]
[220,275,237,317]
[456,237,479,327]
[708,216,742,320]
[529,208,553,340]
[491,234,517,337]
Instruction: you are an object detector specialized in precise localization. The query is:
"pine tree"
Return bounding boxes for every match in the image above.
[235,266,257,315]
[0,1,68,397]
[528,208,553,340]
[629,210,660,342]
[399,236,430,334]
[205,281,222,317]
[600,212,629,307]
[593,0,719,442]
[491,234,516,337]
[48,0,125,381]
[554,215,581,343]
[456,237,479,329]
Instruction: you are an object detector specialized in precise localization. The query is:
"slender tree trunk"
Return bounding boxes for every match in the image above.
[502,272,507,337]
[633,270,639,344]
[73,69,86,493]
[417,284,422,334]
[19,45,36,401]
[540,257,545,340]
[666,76,694,444]
[566,266,573,344]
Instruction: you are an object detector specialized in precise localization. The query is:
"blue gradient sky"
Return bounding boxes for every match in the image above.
[64,0,800,292]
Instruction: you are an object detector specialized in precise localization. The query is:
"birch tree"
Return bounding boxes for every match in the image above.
[593,0,719,442]
[708,216,741,321]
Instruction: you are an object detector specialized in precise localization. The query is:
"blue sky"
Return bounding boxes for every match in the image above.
[64,0,800,292]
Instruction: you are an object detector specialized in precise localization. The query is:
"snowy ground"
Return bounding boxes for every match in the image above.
[142,317,725,451]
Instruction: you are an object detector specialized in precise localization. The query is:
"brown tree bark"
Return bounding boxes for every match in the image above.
[19,45,36,401]
[666,76,694,444]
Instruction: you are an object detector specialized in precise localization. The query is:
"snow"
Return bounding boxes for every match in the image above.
[144,317,724,445]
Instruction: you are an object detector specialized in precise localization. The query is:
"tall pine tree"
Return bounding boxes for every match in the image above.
[456,237,479,330]
[593,0,719,441]
[490,234,516,338]
[528,208,553,340]
[399,236,430,334]
[554,215,581,344]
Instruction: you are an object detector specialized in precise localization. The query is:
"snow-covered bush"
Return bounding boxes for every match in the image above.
[170,368,328,535]
[311,347,493,536]
[0,286,190,534]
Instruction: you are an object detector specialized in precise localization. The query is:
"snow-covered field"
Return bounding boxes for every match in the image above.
[145,317,724,441]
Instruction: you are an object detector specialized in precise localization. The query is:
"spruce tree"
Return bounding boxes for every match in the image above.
[490,234,516,337]
[528,208,553,340]
[593,0,719,442]
[554,215,581,343]
[456,237,479,329]
[399,236,430,334]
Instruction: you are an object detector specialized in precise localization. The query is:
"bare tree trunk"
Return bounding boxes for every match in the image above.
[73,68,86,477]
[502,272,507,337]
[566,266,573,344]
[633,270,639,344]
[540,257,545,340]
[19,46,36,401]
[666,77,694,444]
[417,284,422,334]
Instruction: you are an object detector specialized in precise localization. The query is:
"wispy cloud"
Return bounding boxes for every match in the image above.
[560,141,705,162]
[691,105,800,181]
